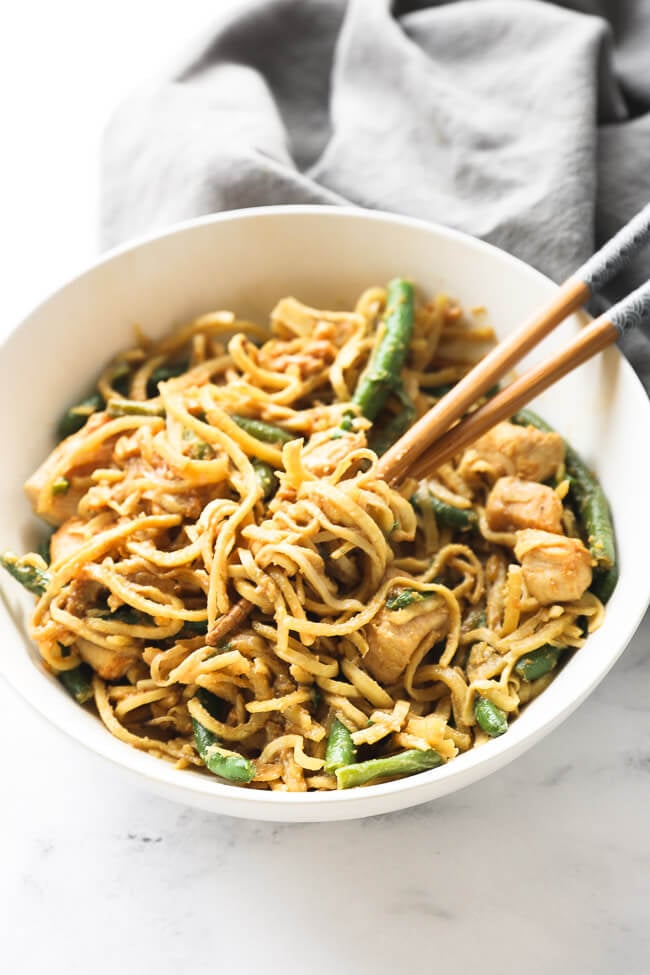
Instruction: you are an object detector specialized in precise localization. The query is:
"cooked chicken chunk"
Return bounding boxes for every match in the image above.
[514,529,592,604]
[486,477,563,534]
[460,421,564,484]
[75,637,132,680]
[25,413,113,525]
[258,338,337,379]
[363,590,449,684]
[50,518,88,564]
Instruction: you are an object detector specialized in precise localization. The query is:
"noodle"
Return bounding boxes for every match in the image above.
[8,284,608,791]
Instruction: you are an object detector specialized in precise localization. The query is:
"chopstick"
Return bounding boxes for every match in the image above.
[407,279,650,480]
[377,202,650,483]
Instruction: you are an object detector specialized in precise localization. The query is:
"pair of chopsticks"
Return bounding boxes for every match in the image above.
[211,208,650,644]
[377,204,650,484]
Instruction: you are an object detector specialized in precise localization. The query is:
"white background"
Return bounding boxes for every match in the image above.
[1,4,649,974]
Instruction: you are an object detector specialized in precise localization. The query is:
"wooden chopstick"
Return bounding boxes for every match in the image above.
[377,203,650,484]
[407,280,650,480]
[377,278,588,482]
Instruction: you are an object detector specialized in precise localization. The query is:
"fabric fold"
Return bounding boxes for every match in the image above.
[101,0,650,386]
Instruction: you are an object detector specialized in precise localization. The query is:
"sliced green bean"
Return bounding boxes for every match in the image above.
[182,619,209,636]
[370,381,416,456]
[146,359,189,397]
[196,687,229,721]
[252,459,278,500]
[423,382,454,398]
[58,664,94,704]
[0,553,51,596]
[464,607,487,631]
[385,589,425,611]
[590,564,618,604]
[188,441,212,460]
[566,468,615,569]
[336,748,443,789]
[474,696,508,737]
[423,382,500,404]
[514,645,562,682]
[107,399,166,418]
[58,393,104,440]
[51,477,70,495]
[352,278,415,421]
[37,533,53,566]
[231,414,293,444]
[411,488,477,530]
[109,605,148,626]
[324,718,357,773]
[192,717,255,783]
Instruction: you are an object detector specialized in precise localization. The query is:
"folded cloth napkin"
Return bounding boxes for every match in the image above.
[101,0,650,389]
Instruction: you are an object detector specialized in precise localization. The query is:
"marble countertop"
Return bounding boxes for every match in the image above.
[1,5,649,972]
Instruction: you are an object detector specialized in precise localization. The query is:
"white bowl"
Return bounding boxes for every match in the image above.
[1,206,648,822]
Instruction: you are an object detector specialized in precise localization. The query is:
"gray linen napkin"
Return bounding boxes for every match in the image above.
[101,0,650,389]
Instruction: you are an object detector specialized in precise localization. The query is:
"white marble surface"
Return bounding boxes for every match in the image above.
[1,5,649,973]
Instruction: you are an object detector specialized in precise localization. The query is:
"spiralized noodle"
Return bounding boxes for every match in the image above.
[15,284,606,791]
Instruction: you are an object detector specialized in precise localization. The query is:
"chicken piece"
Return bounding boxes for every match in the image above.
[303,431,367,477]
[50,518,88,564]
[363,590,449,684]
[486,477,563,534]
[258,338,338,379]
[460,421,564,484]
[514,529,592,605]
[75,637,132,680]
[25,412,113,526]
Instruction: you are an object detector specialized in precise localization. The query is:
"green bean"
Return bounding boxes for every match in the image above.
[324,718,357,773]
[192,717,255,783]
[411,488,477,530]
[146,359,189,397]
[0,553,51,596]
[110,361,132,396]
[37,533,53,566]
[188,441,212,460]
[590,564,618,604]
[464,607,487,631]
[107,399,165,418]
[370,381,416,456]
[109,605,148,626]
[566,468,615,569]
[196,687,229,720]
[513,409,616,575]
[423,382,454,398]
[58,664,94,704]
[231,414,293,444]
[58,393,104,440]
[385,589,425,611]
[514,645,562,682]
[252,459,278,500]
[51,477,70,495]
[182,619,209,636]
[336,748,443,789]
[474,696,508,737]
[423,383,500,404]
[352,279,415,421]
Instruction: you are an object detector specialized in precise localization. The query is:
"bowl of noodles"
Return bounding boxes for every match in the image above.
[1,206,649,822]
